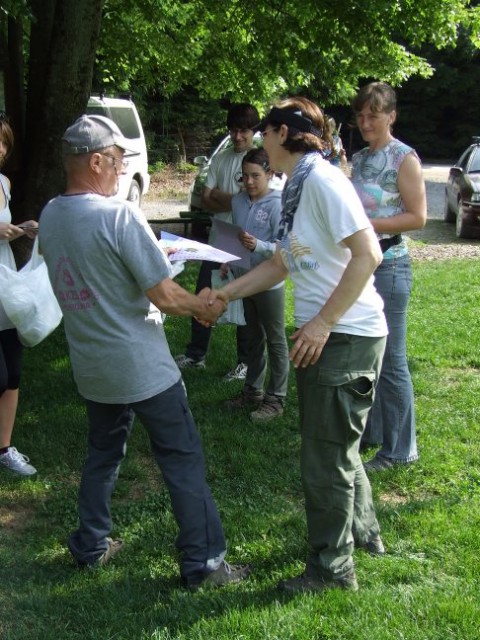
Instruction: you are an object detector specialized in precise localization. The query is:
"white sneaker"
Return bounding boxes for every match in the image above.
[223,362,248,381]
[174,354,206,369]
[0,447,37,476]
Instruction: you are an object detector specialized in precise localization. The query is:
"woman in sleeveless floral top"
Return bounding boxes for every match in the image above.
[0,115,38,476]
[351,82,427,472]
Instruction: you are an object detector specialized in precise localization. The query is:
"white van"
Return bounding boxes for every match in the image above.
[86,95,150,205]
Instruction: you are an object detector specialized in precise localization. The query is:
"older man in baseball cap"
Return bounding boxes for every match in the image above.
[38,115,250,590]
[59,114,135,198]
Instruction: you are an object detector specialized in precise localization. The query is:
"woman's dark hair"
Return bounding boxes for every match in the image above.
[264,97,327,154]
[242,147,270,171]
[0,118,14,169]
[226,103,260,130]
[351,82,397,114]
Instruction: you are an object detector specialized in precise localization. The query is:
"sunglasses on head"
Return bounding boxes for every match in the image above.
[0,112,10,124]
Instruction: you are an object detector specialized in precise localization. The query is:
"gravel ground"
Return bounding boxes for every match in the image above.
[143,164,480,260]
[408,165,480,260]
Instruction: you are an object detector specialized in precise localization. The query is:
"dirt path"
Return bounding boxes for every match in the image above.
[408,165,480,260]
[143,164,480,260]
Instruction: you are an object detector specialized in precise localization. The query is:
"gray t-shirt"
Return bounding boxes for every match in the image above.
[39,193,180,403]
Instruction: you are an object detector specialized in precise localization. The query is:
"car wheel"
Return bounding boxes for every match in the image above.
[455,202,471,238]
[443,191,456,223]
[127,179,142,206]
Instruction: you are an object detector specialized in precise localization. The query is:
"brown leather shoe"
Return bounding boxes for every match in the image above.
[279,569,358,594]
[188,561,251,591]
[78,538,124,569]
[225,386,264,409]
[357,535,385,556]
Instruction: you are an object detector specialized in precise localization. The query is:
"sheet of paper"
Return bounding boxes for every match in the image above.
[159,231,240,263]
[211,218,251,269]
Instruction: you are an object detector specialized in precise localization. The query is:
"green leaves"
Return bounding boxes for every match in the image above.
[93,0,480,104]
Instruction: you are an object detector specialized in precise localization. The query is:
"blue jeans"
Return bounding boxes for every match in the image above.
[363,255,418,463]
[68,380,226,585]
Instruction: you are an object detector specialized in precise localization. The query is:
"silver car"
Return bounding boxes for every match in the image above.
[444,137,480,239]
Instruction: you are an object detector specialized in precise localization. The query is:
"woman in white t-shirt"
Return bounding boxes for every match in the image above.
[0,114,38,476]
[209,97,388,594]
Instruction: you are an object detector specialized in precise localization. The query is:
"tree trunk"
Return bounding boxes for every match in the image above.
[177,127,187,164]
[15,0,104,226]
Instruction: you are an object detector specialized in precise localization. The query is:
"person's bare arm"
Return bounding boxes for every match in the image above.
[288,227,383,368]
[370,152,427,234]
[146,278,226,325]
[210,248,288,303]
[201,186,233,213]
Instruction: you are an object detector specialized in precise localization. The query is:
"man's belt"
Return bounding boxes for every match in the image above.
[379,234,402,253]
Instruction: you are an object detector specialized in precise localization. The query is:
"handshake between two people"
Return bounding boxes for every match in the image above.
[194,286,230,327]
[198,284,332,369]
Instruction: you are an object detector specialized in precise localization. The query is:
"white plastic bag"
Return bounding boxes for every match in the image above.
[0,239,62,346]
[211,269,246,326]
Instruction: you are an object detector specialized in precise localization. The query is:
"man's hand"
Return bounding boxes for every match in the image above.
[205,287,230,308]
[289,316,332,368]
[195,288,227,326]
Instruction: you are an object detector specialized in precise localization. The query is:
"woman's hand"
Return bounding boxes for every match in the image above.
[239,231,257,251]
[219,263,230,279]
[289,316,332,368]
[17,219,39,239]
[0,222,30,241]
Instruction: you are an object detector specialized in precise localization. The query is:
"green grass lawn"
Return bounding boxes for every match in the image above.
[1,258,479,640]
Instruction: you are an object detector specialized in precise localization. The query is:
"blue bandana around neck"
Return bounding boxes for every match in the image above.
[277,152,322,242]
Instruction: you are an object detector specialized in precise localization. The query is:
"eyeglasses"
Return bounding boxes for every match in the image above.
[99,153,129,169]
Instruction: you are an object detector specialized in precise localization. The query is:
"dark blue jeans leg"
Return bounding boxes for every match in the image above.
[133,380,226,584]
[68,402,135,564]
[185,260,216,361]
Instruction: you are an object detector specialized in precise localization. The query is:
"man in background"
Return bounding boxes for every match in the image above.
[174,103,260,381]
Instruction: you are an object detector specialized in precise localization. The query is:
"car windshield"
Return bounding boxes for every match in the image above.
[87,106,140,139]
[469,149,480,173]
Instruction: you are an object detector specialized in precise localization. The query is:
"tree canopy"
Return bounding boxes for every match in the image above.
[95,0,480,104]
[1,0,479,224]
